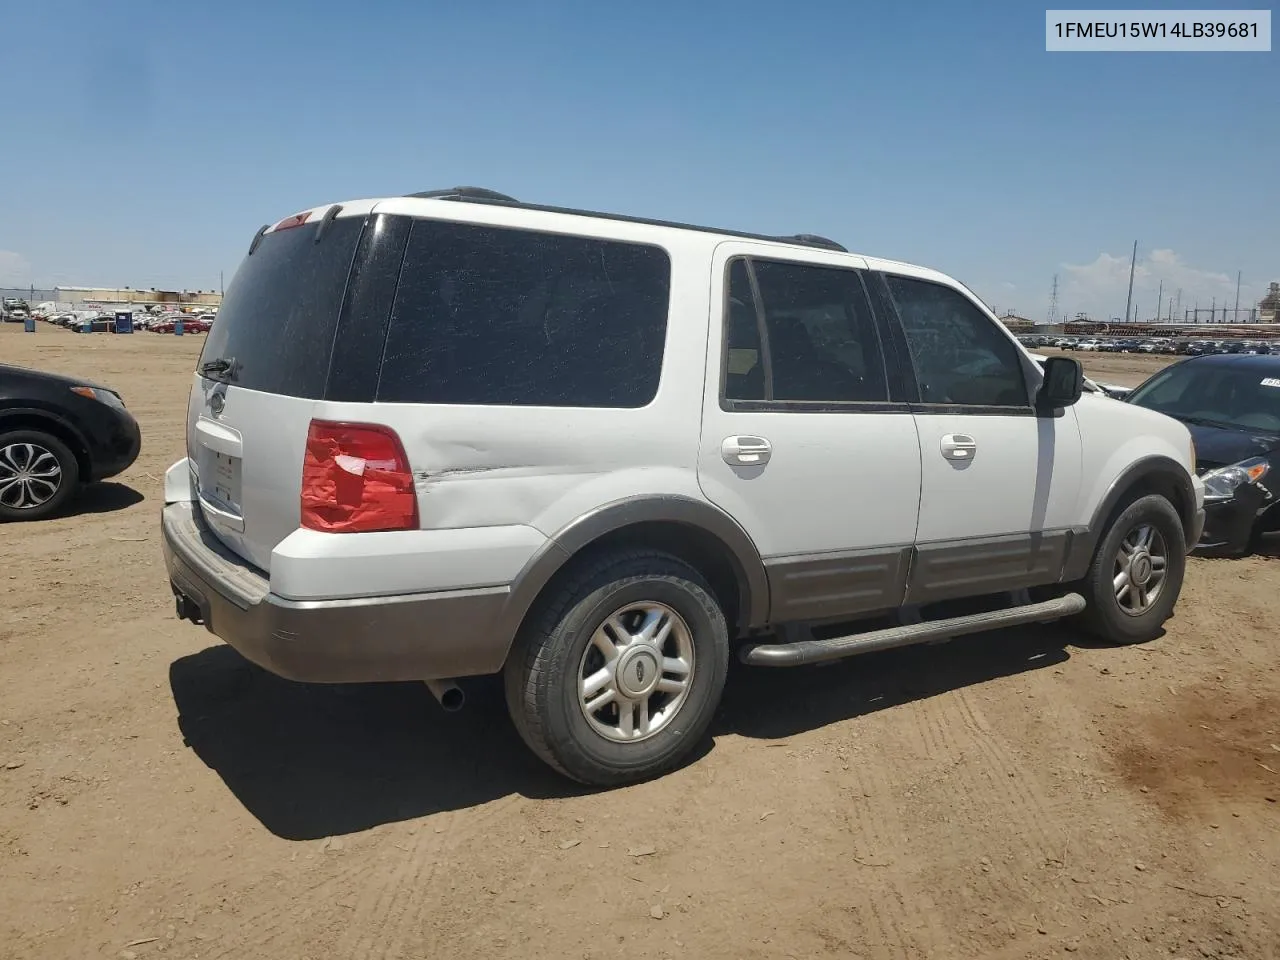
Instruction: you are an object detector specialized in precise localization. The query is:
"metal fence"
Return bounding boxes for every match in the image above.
[0,287,58,304]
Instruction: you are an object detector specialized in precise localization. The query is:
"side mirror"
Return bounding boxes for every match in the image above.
[1037,355,1084,413]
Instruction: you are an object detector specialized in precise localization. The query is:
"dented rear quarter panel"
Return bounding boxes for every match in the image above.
[314,229,718,545]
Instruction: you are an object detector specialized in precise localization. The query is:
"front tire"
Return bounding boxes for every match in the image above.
[504,549,730,787]
[0,430,79,522]
[1076,494,1186,644]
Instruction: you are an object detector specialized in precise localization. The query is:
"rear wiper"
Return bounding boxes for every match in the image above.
[200,356,238,379]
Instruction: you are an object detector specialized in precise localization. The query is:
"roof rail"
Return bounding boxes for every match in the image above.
[406,186,519,203]
[776,233,847,253]
[400,189,846,253]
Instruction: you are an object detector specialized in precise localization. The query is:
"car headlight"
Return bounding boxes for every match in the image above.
[1200,457,1269,501]
[71,386,127,410]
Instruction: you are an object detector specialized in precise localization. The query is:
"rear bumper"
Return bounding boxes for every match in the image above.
[162,501,515,682]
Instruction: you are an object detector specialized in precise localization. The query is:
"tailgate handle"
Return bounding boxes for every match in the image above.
[195,417,243,457]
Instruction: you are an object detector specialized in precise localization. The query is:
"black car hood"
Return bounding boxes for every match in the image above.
[0,362,113,394]
[1185,421,1280,470]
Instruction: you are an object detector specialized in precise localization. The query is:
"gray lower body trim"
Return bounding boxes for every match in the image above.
[761,533,1076,625]
[765,547,910,622]
[162,502,513,682]
[906,531,1071,606]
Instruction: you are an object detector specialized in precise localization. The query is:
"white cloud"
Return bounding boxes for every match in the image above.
[1061,248,1248,321]
[0,250,32,286]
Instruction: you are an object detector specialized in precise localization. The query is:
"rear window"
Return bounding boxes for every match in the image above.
[198,217,364,398]
[376,220,670,407]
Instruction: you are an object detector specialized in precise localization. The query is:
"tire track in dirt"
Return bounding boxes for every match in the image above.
[348,813,460,959]
[820,725,955,960]
[346,795,527,959]
[197,862,350,960]
[947,687,1065,858]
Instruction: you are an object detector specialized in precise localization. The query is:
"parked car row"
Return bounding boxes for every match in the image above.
[28,309,215,333]
[1019,333,1280,356]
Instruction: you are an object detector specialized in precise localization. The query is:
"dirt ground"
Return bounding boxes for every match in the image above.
[2,325,1278,960]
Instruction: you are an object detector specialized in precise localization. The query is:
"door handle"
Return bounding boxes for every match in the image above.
[722,435,772,466]
[940,434,977,461]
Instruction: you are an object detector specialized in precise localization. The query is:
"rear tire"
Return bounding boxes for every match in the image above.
[0,430,79,522]
[1075,494,1185,645]
[503,549,730,787]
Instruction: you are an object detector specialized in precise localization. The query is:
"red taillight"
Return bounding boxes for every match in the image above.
[301,420,418,533]
[272,211,312,232]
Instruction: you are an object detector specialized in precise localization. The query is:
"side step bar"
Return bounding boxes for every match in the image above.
[739,593,1086,667]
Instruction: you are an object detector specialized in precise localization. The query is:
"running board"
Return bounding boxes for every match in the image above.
[739,593,1086,667]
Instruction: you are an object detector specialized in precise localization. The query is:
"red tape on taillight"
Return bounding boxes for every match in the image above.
[301,420,418,533]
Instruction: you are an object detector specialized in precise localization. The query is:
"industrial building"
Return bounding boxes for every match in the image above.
[50,287,221,311]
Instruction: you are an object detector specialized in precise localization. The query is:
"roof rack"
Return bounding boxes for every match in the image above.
[406,186,520,203]
[778,233,846,252]
[402,187,848,253]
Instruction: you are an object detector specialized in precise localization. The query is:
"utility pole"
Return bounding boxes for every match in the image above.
[1155,279,1163,325]
[1123,240,1138,324]
[1234,270,1242,323]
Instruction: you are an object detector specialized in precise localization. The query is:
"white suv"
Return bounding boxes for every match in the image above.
[162,188,1205,785]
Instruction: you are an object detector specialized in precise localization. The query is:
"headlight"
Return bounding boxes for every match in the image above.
[71,386,126,410]
[1200,457,1269,501]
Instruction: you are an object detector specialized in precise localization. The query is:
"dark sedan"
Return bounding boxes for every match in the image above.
[0,363,142,521]
[1126,353,1280,556]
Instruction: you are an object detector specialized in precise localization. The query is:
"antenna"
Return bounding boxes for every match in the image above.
[1123,240,1138,324]
[1047,274,1060,325]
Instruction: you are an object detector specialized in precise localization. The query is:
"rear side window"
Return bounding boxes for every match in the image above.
[884,274,1029,408]
[723,257,888,404]
[198,217,364,398]
[377,221,670,407]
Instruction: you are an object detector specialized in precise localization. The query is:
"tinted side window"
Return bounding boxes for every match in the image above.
[198,217,364,398]
[724,259,765,401]
[884,275,1028,407]
[723,258,888,404]
[377,221,670,407]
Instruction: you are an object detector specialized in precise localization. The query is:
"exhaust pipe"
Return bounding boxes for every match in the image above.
[423,679,465,713]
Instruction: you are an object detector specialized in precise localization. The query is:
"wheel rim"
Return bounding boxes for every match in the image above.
[1113,523,1168,616]
[0,442,63,510]
[577,601,695,743]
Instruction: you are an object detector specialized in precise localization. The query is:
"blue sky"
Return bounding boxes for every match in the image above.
[0,0,1275,321]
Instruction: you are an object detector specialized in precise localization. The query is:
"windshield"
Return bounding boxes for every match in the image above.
[1127,362,1280,434]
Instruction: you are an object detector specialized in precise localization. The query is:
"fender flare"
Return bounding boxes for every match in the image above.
[0,405,92,459]
[494,495,770,644]
[1061,455,1198,581]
